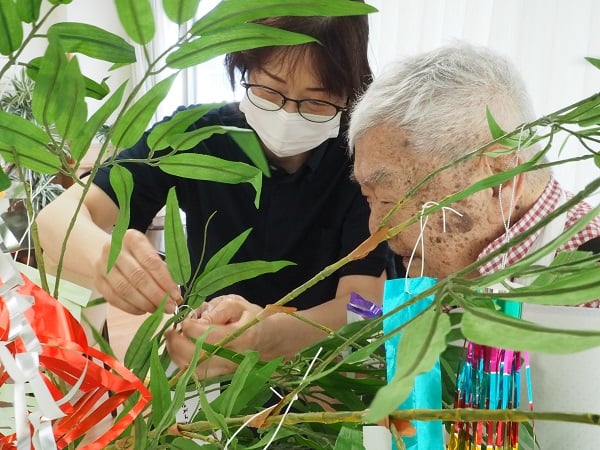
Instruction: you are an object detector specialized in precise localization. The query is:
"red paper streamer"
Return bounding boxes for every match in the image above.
[0,275,151,449]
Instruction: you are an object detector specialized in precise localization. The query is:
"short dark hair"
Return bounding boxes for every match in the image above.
[225,10,371,107]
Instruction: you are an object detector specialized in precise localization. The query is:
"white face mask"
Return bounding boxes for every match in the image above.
[239,95,341,158]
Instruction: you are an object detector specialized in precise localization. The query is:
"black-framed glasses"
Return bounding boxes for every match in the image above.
[240,80,347,123]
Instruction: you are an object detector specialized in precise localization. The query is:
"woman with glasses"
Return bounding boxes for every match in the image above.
[37,6,389,377]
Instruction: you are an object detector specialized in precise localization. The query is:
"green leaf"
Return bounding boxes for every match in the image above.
[124,300,165,378]
[0,170,11,191]
[204,228,252,273]
[557,94,600,123]
[164,188,191,285]
[595,153,600,169]
[111,74,177,150]
[107,165,134,272]
[0,145,61,174]
[171,438,210,449]
[16,0,41,23]
[48,22,136,64]
[114,0,155,44]
[462,306,600,354]
[199,385,230,438]
[217,351,259,417]
[486,105,505,140]
[157,153,263,207]
[190,260,294,298]
[191,0,377,35]
[70,82,126,162]
[133,415,148,450]
[167,23,316,70]
[366,310,450,422]
[0,0,23,55]
[150,340,170,427]
[166,125,228,151]
[585,56,600,71]
[334,426,365,450]
[226,127,270,176]
[162,0,201,24]
[48,0,73,4]
[54,56,88,140]
[147,103,224,151]
[31,39,67,127]
[0,111,50,152]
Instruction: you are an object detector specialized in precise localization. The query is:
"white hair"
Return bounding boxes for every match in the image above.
[348,42,544,168]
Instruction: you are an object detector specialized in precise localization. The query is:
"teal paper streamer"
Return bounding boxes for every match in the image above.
[382,277,444,450]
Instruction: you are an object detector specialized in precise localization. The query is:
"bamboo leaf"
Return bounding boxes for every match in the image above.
[172,438,211,449]
[48,22,136,63]
[114,0,155,44]
[54,56,88,140]
[70,82,126,162]
[226,127,270,176]
[333,426,364,450]
[0,0,23,55]
[0,170,11,191]
[0,110,50,152]
[204,228,252,273]
[147,103,223,151]
[218,351,259,417]
[48,0,73,4]
[157,153,263,207]
[16,0,41,23]
[162,0,201,24]
[585,56,600,71]
[190,260,294,298]
[164,188,191,285]
[0,145,61,174]
[366,310,450,422]
[462,306,600,354]
[486,105,505,139]
[31,39,67,127]
[198,384,229,437]
[191,0,377,35]
[167,125,227,151]
[150,340,170,427]
[167,23,316,70]
[124,300,165,378]
[111,74,177,150]
[107,165,133,272]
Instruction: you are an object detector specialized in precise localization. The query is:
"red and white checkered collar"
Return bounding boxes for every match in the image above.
[478,178,600,275]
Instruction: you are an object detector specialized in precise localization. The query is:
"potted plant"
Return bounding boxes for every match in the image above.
[1,1,600,449]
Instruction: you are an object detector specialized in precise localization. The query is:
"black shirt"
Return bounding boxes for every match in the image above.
[92,103,389,309]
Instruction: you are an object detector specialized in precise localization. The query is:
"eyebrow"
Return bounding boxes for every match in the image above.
[261,67,328,94]
[350,167,395,187]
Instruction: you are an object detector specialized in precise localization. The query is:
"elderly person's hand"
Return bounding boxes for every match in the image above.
[165,294,264,378]
[95,229,182,315]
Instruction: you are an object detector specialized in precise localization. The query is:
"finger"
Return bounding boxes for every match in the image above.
[199,295,249,325]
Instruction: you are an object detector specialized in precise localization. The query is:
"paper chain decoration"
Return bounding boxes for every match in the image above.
[0,255,151,449]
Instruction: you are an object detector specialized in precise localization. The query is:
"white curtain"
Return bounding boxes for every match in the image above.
[367,0,600,203]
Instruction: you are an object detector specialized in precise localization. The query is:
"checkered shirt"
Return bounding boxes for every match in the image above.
[477,178,600,307]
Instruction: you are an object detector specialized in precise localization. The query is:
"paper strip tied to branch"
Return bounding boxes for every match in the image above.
[0,255,151,449]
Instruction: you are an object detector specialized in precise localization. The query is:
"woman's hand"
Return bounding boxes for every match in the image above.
[94,229,181,315]
[165,294,264,378]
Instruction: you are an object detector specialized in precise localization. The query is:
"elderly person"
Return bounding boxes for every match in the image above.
[349,42,600,280]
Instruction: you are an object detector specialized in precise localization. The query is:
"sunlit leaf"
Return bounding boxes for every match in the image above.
[70,82,126,162]
[164,188,191,285]
[157,153,263,207]
[114,0,155,44]
[54,56,88,140]
[0,0,23,55]
[107,165,133,271]
[366,310,450,422]
[167,23,316,70]
[150,340,170,427]
[226,127,270,176]
[48,22,136,63]
[462,306,600,353]
[191,0,377,35]
[162,0,201,24]
[190,260,294,298]
[16,0,41,23]
[31,39,67,127]
[147,103,224,151]
[111,74,177,150]
[204,228,252,273]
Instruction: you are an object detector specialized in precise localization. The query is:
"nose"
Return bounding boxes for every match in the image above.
[282,99,300,114]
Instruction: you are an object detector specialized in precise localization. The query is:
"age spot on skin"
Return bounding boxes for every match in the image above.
[438,212,474,233]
